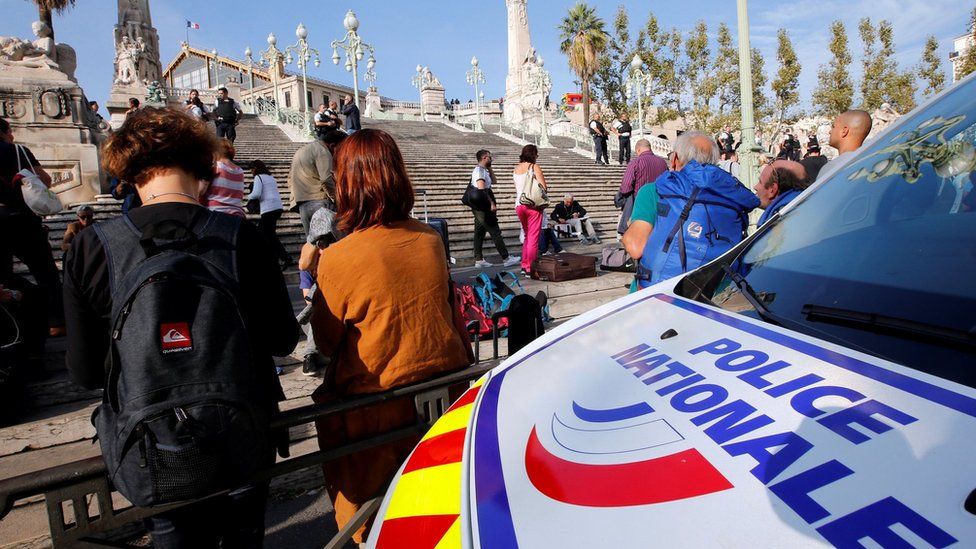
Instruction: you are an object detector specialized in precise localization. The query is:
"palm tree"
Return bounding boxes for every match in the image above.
[26,0,76,40]
[558,3,607,125]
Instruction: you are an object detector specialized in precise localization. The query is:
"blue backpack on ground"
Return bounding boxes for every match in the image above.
[91,213,271,507]
[637,161,760,289]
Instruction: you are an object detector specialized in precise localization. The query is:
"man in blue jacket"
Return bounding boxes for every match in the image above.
[755,160,808,227]
[630,131,760,289]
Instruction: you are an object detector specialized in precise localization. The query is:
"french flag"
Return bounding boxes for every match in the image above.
[186,20,200,29]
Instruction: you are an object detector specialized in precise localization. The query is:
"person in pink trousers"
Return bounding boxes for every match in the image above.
[513,144,548,277]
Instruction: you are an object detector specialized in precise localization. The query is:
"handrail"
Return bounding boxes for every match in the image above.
[255,96,314,139]
[0,360,497,545]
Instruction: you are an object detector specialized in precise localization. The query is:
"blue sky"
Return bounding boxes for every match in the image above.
[1,0,970,113]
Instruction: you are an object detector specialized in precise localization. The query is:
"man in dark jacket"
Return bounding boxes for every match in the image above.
[551,194,599,244]
[341,94,361,133]
[800,135,828,184]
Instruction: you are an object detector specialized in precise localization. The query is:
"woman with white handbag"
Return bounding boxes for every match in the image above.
[0,117,65,337]
[513,144,549,277]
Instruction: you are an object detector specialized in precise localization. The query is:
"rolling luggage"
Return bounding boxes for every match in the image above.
[416,189,452,263]
[531,252,598,282]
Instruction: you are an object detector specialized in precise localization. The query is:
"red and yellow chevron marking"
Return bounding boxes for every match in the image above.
[374,376,486,549]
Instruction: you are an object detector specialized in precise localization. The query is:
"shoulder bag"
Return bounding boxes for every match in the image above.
[518,164,549,209]
[245,174,263,215]
[15,145,62,216]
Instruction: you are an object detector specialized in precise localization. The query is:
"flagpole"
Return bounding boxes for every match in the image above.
[185,23,189,47]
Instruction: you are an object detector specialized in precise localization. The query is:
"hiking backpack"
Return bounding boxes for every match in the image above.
[91,213,270,507]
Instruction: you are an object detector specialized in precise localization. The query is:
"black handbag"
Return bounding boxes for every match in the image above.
[461,185,492,212]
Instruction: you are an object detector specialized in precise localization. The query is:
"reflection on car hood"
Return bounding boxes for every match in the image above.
[368,284,976,548]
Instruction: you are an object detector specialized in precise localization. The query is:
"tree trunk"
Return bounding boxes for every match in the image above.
[39,6,55,40]
[582,76,590,130]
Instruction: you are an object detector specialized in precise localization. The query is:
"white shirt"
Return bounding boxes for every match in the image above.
[471,166,492,189]
[247,174,284,214]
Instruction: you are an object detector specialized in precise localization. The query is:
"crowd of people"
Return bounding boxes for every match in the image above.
[0,97,883,546]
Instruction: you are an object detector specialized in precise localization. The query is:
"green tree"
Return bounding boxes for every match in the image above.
[713,23,740,128]
[917,35,946,98]
[751,47,771,126]
[558,3,608,125]
[812,21,854,117]
[878,21,916,112]
[858,18,886,110]
[679,21,720,131]
[592,5,631,117]
[24,0,75,40]
[770,29,801,143]
[956,7,976,79]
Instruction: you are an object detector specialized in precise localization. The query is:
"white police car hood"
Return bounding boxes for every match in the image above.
[368,280,976,548]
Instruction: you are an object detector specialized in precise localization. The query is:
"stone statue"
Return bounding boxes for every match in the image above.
[0,21,76,80]
[114,36,140,85]
[523,46,538,67]
[123,0,146,41]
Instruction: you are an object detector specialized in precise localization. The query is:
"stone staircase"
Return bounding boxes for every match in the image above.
[33,116,627,268]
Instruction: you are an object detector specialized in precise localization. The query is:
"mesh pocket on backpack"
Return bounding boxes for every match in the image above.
[148,440,221,502]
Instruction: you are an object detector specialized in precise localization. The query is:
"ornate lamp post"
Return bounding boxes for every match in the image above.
[331,10,376,108]
[527,55,553,148]
[244,46,256,113]
[364,66,377,87]
[626,54,653,136]
[285,22,321,118]
[411,64,432,121]
[466,56,487,132]
[736,0,759,187]
[259,33,284,112]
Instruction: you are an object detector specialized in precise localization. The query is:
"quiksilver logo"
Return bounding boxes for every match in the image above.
[160,322,193,353]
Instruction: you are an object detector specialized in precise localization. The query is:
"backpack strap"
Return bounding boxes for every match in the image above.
[659,188,702,273]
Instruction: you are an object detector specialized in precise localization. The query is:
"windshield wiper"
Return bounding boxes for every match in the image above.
[802,304,976,349]
[721,265,783,327]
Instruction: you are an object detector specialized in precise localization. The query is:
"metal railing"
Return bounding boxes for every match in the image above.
[255,96,314,139]
[0,360,497,548]
[163,87,221,102]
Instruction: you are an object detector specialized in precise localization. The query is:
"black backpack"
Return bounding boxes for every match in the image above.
[90,212,270,507]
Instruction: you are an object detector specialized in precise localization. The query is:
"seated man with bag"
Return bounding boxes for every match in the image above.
[551,194,600,244]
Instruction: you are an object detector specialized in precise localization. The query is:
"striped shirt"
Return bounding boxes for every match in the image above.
[203,160,246,217]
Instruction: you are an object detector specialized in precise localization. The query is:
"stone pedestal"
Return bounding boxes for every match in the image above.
[421,83,445,116]
[364,86,381,118]
[0,71,109,206]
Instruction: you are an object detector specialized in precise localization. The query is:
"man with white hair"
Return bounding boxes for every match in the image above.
[625,131,759,290]
[551,193,599,244]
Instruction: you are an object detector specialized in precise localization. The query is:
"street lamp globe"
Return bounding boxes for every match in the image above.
[355,44,364,61]
[244,46,252,58]
[314,58,321,67]
[343,10,360,32]
[345,60,352,72]
[631,54,643,71]
[211,48,217,56]
[471,56,479,67]
[285,53,293,65]
[296,23,308,40]
[367,56,376,70]
[332,49,340,65]
[267,33,276,46]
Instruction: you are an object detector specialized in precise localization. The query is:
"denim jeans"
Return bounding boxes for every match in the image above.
[144,483,269,549]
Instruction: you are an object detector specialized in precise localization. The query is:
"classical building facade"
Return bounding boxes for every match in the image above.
[951,28,974,82]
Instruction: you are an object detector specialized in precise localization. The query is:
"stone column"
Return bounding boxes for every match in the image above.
[421,82,445,116]
[364,86,381,118]
[504,0,533,124]
[107,0,163,128]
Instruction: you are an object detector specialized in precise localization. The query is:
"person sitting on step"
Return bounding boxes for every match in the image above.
[551,194,600,244]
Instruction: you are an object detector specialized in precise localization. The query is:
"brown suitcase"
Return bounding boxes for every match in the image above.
[531,253,598,282]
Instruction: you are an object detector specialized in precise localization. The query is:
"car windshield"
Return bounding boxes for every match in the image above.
[697,79,976,388]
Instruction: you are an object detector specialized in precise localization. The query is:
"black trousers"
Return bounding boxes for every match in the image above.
[593,136,609,164]
[258,209,290,262]
[216,120,237,142]
[0,213,63,328]
[619,137,631,164]
[472,209,508,261]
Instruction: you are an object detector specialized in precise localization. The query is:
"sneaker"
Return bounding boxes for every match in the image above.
[542,250,554,256]
[503,256,521,267]
[474,259,494,268]
[520,269,531,278]
[302,355,324,376]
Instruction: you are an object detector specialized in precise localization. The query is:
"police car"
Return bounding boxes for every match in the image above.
[367,74,976,548]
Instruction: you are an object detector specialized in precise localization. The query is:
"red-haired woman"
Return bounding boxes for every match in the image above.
[309,129,471,543]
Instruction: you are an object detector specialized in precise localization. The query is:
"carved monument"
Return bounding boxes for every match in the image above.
[0,20,108,206]
[503,0,545,128]
[106,0,162,127]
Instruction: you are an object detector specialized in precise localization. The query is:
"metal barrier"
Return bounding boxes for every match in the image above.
[0,361,497,547]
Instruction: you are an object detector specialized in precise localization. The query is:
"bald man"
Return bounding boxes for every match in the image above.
[813,109,872,184]
[829,110,872,155]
